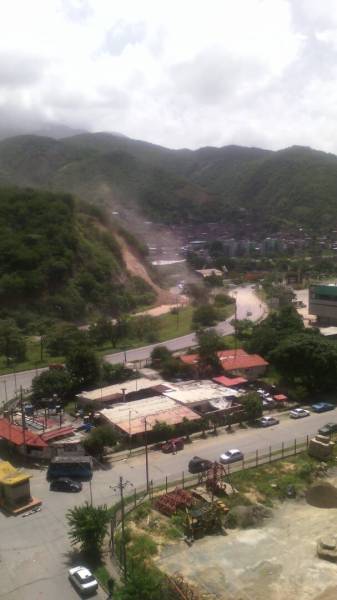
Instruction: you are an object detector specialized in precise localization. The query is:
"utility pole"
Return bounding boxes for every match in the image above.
[144,417,149,492]
[110,477,132,581]
[19,386,27,453]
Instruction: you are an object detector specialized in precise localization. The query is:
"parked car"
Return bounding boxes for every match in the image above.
[188,456,213,474]
[312,402,335,413]
[318,423,337,436]
[68,566,98,595]
[289,408,310,419]
[161,437,185,453]
[256,416,279,427]
[219,449,244,464]
[50,478,82,493]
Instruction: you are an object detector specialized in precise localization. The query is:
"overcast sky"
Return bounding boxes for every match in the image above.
[1,0,337,151]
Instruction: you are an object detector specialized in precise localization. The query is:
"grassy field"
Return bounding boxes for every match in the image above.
[0,305,197,376]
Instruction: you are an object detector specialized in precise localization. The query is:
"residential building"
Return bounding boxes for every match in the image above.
[309,284,337,325]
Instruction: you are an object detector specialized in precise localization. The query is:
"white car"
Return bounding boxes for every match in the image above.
[289,408,310,419]
[69,566,98,595]
[219,449,244,464]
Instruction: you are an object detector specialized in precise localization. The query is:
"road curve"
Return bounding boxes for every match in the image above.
[0,285,267,404]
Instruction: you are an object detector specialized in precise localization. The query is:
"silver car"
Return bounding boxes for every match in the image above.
[219,448,244,464]
[69,566,98,596]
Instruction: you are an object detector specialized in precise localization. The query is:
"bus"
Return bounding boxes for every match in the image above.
[47,456,93,481]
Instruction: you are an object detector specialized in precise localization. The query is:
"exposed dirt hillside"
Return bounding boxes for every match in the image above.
[115,233,175,305]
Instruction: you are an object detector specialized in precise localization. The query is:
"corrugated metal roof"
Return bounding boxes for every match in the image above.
[0,419,48,448]
[41,425,74,441]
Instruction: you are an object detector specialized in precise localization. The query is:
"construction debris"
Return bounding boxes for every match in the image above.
[306,482,337,508]
[155,488,194,516]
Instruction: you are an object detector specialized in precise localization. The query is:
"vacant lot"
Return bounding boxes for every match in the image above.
[158,478,337,600]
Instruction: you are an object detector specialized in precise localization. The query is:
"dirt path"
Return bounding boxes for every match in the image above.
[115,233,175,305]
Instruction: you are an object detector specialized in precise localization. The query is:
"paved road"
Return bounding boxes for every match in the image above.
[0,285,267,405]
[0,406,335,600]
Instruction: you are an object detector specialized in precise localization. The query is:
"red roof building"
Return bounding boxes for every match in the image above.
[180,348,268,380]
[213,375,248,387]
[0,419,47,449]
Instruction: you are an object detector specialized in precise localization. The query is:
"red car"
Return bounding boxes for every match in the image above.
[161,437,185,453]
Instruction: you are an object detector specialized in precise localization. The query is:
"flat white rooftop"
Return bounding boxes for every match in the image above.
[162,380,240,406]
[78,376,164,402]
[100,395,200,435]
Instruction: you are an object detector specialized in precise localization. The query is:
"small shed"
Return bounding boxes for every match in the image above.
[0,461,41,514]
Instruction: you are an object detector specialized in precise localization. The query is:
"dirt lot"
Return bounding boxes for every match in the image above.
[157,479,337,600]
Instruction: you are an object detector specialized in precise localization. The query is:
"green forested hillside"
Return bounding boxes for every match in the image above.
[0,187,155,328]
[1,134,337,231]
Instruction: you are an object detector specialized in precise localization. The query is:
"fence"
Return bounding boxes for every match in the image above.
[111,432,312,525]
[109,431,314,596]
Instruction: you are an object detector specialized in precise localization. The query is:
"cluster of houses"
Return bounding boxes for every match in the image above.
[0,346,273,513]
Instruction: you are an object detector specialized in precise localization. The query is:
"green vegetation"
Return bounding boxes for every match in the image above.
[83,426,119,460]
[230,453,318,507]
[66,502,110,558]
[3,134,337,232]
[0,187,155,330]
[242,392,263,422]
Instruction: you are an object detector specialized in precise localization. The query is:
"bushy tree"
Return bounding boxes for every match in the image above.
[197,329,225,373]
[242,392,263,422]
[83,425,119,460]
[66,502,109,557]
[271,332,337,391]
[193,304,218,327]
[150,345,172,367]
[101,362,133,385]
[249,305,304,357]
[0,318,26,365]
[66,346,101,390]
[46,324,88,356]
[31,368,71,403]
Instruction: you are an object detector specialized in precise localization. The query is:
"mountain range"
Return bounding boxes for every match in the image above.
[1,130,337,233]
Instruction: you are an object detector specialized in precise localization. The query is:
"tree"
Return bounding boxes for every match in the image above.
[66,346,101,390]
[193,304,218,328]
[132,315,160,343]
[249,305,304,357]
[150,345,172,367]
[66,502,109,557]
[242,392,263,422]
[115,563,166,600]
[83,425,119,460]
[31,368,71,404]
[89,317,114,346]
[46,324,88,357]
[197,329,225,373]
[150,421,174,443]
[270,332,337,392]
[101,362,133,386]
[0,318,26,365]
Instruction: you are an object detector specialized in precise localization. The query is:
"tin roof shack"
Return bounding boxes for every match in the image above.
[100,396,200,438]
[0,461,41,514]
[77,377,168,409]
[161,380,242,414]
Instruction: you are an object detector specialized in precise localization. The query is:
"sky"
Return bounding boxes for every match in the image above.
[1,0,337,151]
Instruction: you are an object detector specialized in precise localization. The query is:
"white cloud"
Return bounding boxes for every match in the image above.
[0,0,337,151]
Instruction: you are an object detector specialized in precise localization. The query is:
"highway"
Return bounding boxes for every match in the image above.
[0,285,267,405]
